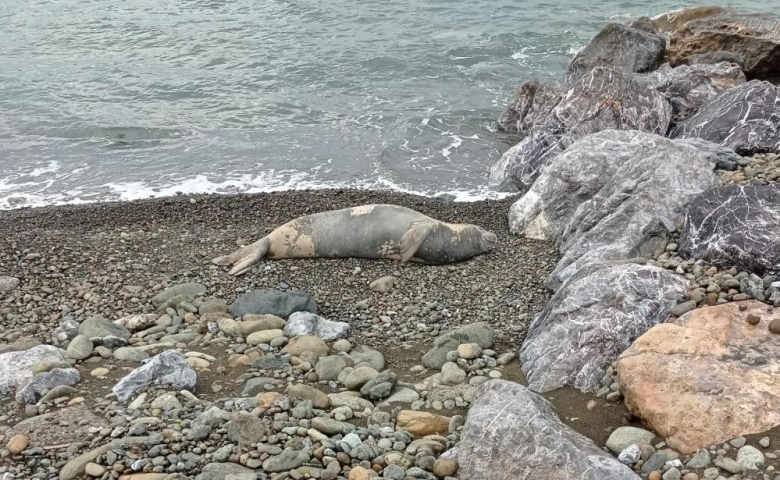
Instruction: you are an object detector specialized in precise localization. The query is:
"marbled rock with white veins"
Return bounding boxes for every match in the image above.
[642,62,745,124]
[491,67,672,188]
[679,185,780,276]
[568,23,665,78]
[0,345,68,395]
[668,15,780,79]
[617,301,780,454]
[671,80,780,155]
[112,350,197,402]
[547,136,718,290]
[283,311,349,340]
[457,380,641,480]
[519,261,687,393]
[496,80,562,134]
[508,130,739,241]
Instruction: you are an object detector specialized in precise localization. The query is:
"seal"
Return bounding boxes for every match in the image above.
[212,204,498,275]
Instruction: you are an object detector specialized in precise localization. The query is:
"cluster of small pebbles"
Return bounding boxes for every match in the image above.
[718,153,780,186]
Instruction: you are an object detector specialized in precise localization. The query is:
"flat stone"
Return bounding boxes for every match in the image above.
[113,347,150,362]
[281,335,329,357]
[263,449,310,472]
[151,283,206,307]
[226,411,265,444]
[112,350,197,402]
[79,315,131,348]
[195,462,259,480]
[606,427,656,454]
[713,456,744,474]
[66,335,93,360]
[246,329,284,346]
[311,416,355,435]
[396,410,451,436]
[239,314,286,336]
[230,289,317,318]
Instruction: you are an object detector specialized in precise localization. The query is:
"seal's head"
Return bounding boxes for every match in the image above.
[477,227,498,252]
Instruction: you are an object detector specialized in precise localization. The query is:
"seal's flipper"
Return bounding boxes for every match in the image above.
[211,237,270,276]
[399,221,435,262]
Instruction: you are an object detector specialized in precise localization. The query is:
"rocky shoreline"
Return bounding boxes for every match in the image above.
[2,5,780,480]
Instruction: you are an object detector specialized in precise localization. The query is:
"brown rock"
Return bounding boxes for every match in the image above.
[288,384,331,409]
[5,434,29,454]
[648,472,662,480]
[118,474,171,480]
[747,313,760,325]
[396,410,451,436]
[240,314,286,336]
[281,335,329,357]
[651,6,732,33]
[433,458,459,478]
[256,392,287,412]
[769,318,780,334]
[349,466,372,480]
[617,301,780,454]
[669,16,780,79]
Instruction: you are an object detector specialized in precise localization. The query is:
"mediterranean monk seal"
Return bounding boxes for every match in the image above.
[212,204,498,275]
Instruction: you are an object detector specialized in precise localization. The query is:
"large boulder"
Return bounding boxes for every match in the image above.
[671,80,780,155]
[617,301,780,454]
[642,62,746,124]
[230,289,317,318]
[457,380,640,480]
[508,130,739,241]
[547,136,717,290]
[0,345,68,395]
[669,15,780,79]
[568,23,665,78]
[112,350,197,402]
[490,67,672,188]
[651,6,734,33]
[679,185,780,275]
[519,261,687,393]
[497,80,562,134]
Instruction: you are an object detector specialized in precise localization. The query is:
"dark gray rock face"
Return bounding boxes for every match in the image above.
[497,80,562,134]
[491,67,672,187]
[16,368,81,404]
[548,136,717,290]
[78,315,131,349]
[230,289,317,319]
[643,62,745,124]
[671,80,780,155]
[519,262,688,393]
[669,15,780,79]
[675,138,744,171]
[679,185,780,276]
[568,23,666,78]
[457,380,641,480]
[112,350,197,402]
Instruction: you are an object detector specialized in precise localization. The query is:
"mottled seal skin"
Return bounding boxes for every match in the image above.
[212,204,498,275]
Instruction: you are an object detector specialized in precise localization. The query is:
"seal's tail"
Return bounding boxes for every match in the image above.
[211,237,270,276]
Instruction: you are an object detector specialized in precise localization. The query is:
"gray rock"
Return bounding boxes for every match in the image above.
[54,316,80,345]
[641,451,669,474]
[606,426,656,454]
[311,416,355,435]
[686,449,711,469]
[264,449,310,472]
[112,350,198,402]
[568,23,665,78]
[193,406,230,429]
[520,262,688,393]
[383,464,406,480]
[675,137,743,171]
[671,81,780,155]
[349,345,386,371]
[199,298,228,315]
[343,366,379,390]
[457,380,640,479]
[0,345,68,395]
[251,353,290,371]
[241,377,280,396]
[360,370,398,400]
[737,445,765,470]
[618,445,642,466]
[16,368,81,404]
[78,315,131,349]
[315,355,350,381]
[440,362,467,386]
[112,347,149,363]
[284,311,349,341]
[423,322,494,369]
[187,424,211,441]
[66,335,93,360]
[714,456,744,474]
[669,16,780,79]
[0,276,19,293]
[497,80,562,134]
[151,282,207,307]
[548,134,717,289]
[662,468,681,480]
[671,300,697,317]
[230,289,317,318]
[227,411,265,444]
[642,62,745,124]
[491,67,672,188]
[679,185,780,277]
[39,384,79,403]
[682,50,746,69]
[195,463,258,480]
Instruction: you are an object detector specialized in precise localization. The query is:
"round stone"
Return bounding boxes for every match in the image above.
[456,343,482,360]
[6,434,29,454]
[349,465,371,480]
[433,458,459,477]
[769,318,780,334]
[90,367,110,377]
[746,314,760,325]
[649,471,662,480]
[85,462,106,477]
